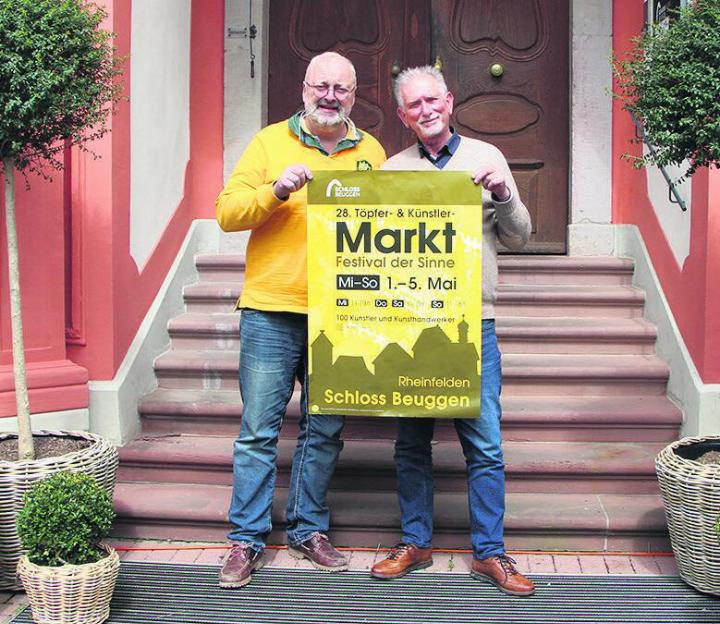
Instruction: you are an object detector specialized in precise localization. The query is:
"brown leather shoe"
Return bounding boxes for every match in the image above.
[371,543,433,579]
[471,554,535,596]
[218,542,264,588]
[287,533,349,571]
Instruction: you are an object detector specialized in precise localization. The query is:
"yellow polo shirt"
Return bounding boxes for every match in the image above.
[216,116,386,313]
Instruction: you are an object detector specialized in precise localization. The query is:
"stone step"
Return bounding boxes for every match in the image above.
[112,482,670,551]
[169,313,240,350]
[120,253,676,551]
[168,313,657,354]
[117,435,663,495]
[139,389,682,443]
[498,317,656,354]
[183,281,242,313]
[498,256,635,286]
[152,350,669,396]
[194,254,635,287]
[495,284,645,318]
[195,254,247,282]
[183,281,646,317]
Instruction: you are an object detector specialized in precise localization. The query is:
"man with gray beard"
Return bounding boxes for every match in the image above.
[371,65,534,597]
[216,51,385,588]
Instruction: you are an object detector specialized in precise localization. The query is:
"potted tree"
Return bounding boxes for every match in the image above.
[613,0,720,179]
[16,472,119,624]
[656,438,720,595]
[614,0,720,596]
[0,0,123,589]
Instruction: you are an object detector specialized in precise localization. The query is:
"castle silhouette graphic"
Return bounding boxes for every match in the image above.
[309,318,481,416]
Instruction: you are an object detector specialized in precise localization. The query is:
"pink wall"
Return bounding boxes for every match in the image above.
[0,0,224,418]
[613,0,720,383]
[0,168,89,417]
[0,174,65,366]
[702,171,720,380]
[67,0,224,380]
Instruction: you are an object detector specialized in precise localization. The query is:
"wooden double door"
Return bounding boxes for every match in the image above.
[269,0,569,253]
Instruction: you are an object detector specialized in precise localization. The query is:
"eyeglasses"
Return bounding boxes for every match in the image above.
[303,81,356,100]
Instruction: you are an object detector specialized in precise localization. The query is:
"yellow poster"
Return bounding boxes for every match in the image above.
[307,170,483,418]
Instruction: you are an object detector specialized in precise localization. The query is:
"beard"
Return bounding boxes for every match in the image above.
[304,101,348,128]
[416,117,446,140]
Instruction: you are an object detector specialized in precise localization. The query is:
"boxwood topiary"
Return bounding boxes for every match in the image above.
[613,0,720,180]
[0,0,124,462]
[17,472,115,566]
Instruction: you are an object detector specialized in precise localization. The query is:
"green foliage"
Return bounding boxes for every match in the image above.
[17,472,115,567]
[613,0,720,179]
[0,0,123,176]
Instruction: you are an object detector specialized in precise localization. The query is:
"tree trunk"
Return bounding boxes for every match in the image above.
[2,157,34,461]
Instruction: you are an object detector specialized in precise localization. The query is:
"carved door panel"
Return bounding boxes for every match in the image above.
[268,0,569,252]
[268,1,430,156]
[432,0,569,252]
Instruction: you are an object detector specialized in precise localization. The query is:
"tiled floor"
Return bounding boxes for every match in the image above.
[0,540,679,624]
[106,539,679,576]
[0,592,25,624]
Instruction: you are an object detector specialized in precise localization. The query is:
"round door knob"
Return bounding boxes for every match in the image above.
[391,61,401,78]
[489,63,504,77]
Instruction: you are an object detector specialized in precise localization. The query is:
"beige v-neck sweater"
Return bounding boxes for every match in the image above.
[381,136,531,319]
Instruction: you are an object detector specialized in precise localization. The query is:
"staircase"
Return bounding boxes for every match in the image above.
[113,255,681,551]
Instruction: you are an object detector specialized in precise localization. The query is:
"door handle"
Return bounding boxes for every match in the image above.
[489,63,504,78]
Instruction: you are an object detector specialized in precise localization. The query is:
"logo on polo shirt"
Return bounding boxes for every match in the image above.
[326,179,361,199]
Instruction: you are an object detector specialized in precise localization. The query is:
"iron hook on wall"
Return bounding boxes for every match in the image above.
[227,0,257,78]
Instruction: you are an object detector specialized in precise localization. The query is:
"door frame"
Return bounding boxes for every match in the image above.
[222,0,613,256]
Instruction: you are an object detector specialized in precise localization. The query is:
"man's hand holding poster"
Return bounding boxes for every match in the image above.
[307,171,483,418]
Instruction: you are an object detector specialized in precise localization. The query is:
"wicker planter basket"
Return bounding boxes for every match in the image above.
[17,545,120,624]
[0,431,118,591]
[655,435,720,595]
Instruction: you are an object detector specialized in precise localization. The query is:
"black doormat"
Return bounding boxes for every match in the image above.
[11,562,720,624]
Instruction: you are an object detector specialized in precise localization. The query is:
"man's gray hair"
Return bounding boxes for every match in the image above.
[393,65,448,107]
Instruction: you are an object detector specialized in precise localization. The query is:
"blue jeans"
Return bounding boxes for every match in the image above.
[227,309,344,549]
[394,319,505,559]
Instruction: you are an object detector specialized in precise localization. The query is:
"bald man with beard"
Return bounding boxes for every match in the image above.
[216,52,385,588]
